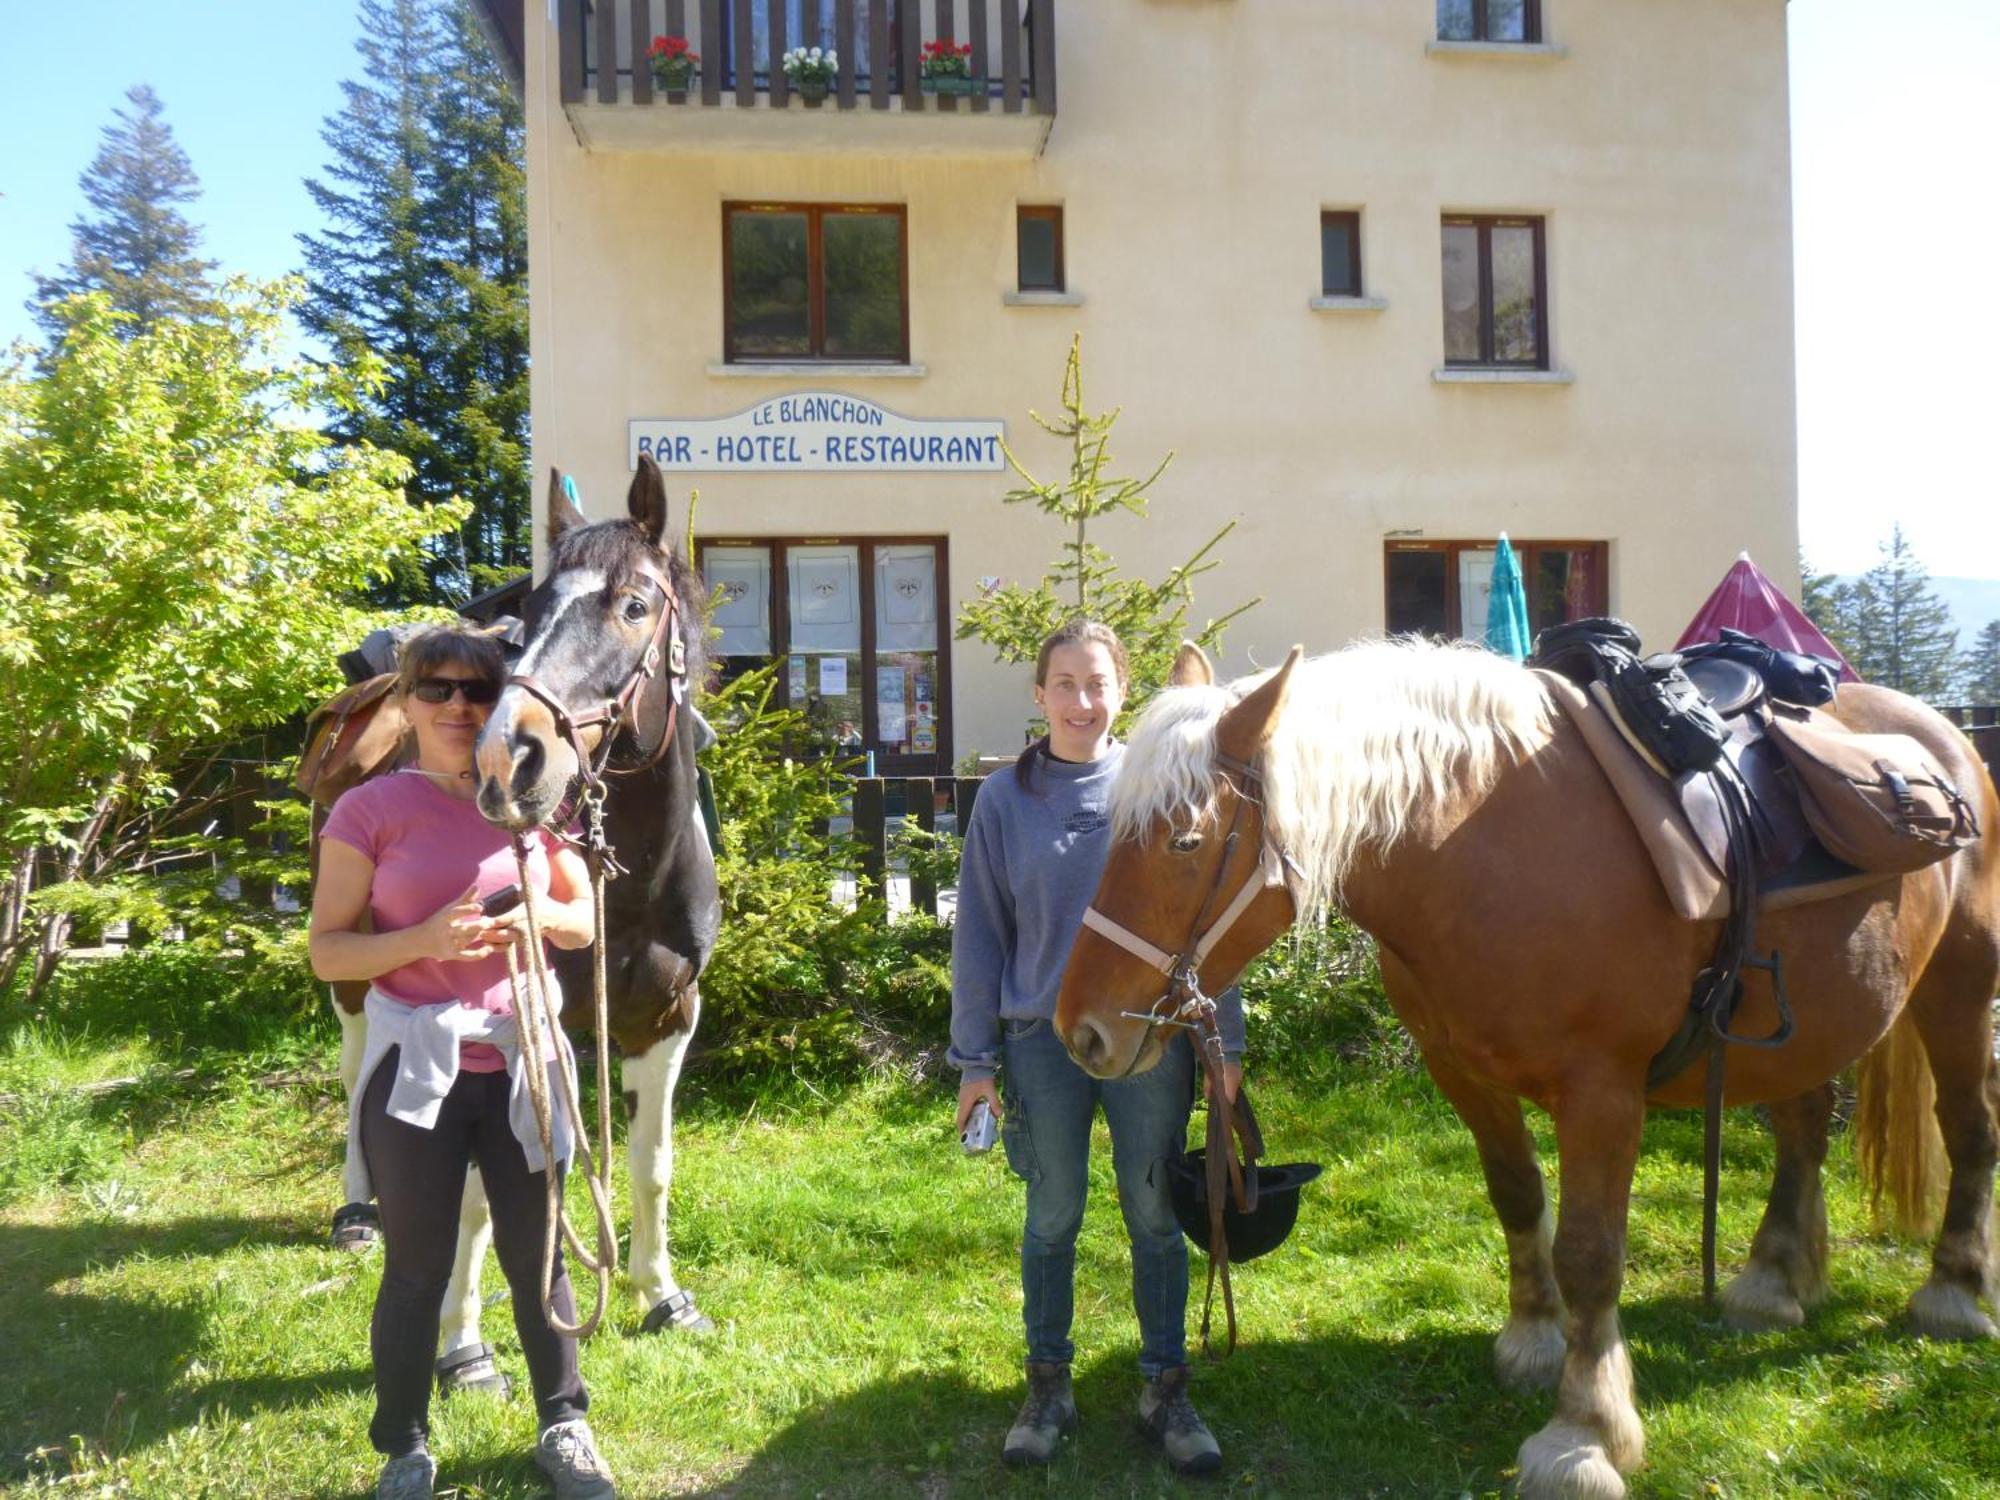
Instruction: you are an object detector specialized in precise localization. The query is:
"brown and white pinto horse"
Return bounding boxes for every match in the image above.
[1054,638,2000,1500]
[327,456,719,1377]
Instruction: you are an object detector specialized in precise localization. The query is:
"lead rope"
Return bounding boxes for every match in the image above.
[504,803,619,1338]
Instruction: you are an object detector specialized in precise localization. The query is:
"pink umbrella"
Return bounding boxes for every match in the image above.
[1676,553,1860,683]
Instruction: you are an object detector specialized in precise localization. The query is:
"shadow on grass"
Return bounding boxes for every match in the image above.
[0,1212,341,1481]
[682,1329,1528,1499]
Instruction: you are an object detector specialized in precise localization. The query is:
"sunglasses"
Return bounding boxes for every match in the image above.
[410,676,502,706]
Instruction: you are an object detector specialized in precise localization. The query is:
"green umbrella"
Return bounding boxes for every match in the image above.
[1485,533,1531,661]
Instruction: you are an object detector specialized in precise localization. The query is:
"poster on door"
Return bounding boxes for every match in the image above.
[818,656,847,696]
[876,664,908,744]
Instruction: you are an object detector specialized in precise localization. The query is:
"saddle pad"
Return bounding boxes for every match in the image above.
[1539,671,1726,922]
[1538,673,1889,921]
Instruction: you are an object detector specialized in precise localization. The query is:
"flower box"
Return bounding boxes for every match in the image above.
[919,75,984,96]
[647,35,699,92]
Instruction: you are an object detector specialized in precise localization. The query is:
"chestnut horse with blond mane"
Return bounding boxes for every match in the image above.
[1053,638,2000,1500]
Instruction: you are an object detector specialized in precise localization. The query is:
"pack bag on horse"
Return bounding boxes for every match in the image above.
[1053,635,1999,1500]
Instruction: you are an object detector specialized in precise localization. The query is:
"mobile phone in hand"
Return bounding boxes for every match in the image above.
[479,884,523,919]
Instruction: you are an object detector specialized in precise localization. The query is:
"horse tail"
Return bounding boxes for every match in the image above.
[1853,1010,1947,1238]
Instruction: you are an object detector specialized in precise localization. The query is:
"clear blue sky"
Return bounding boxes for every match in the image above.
[3,1,1995,581]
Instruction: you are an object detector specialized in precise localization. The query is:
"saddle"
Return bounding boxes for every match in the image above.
[1531,618,1980,1301]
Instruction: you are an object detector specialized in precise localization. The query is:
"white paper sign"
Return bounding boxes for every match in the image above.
[818,656,848,696]
[631,392,1003,472]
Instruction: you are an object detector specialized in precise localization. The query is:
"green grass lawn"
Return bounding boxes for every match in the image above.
[2,1027,1996,1499]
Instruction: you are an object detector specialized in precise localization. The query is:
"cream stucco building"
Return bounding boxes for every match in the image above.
[475,0,1799,769]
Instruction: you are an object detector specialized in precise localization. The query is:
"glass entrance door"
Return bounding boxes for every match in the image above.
[699,536,951,773]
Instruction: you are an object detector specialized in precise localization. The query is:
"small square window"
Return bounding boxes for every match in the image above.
[1017,206,1064,293]
[1438,0,1541,43]
[1320,212,1362,298]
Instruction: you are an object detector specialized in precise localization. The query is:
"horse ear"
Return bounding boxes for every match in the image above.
[1216,646,1303,760]
[1170,641,1214,688]
[628,453,670,547]
[547,467,587,545]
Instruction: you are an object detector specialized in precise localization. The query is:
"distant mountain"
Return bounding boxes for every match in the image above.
[1834,575,2000,653]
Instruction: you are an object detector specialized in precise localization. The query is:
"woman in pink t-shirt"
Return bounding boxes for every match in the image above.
[309,623,617,1500]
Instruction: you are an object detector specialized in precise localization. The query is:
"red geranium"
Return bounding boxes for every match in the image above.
[648,34,698,63]
[918,38,974,78]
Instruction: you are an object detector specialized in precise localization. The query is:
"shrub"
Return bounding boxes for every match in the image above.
[1237,917,1409,1077]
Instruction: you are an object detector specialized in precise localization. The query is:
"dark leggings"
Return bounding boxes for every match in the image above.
[360,1047,588,1458]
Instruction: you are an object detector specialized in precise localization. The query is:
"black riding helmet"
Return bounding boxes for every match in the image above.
[1166,1149,1322,1263]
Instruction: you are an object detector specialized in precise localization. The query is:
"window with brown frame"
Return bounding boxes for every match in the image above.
[1320,211,1362,297]
[1437,0,1542,43]
[1017,205,1065,293]
[1385,539,1606,642]
[724,203,908,364]
[696,535,952,774]
[1441,215,1548,369]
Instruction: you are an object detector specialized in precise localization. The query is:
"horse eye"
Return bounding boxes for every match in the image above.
[1168,830,1204,854]
[622,597,649,623]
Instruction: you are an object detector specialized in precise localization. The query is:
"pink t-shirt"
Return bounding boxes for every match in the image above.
[321,771,563,1072]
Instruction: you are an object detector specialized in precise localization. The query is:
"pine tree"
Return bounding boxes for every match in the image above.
[1961,620,2000,707]
[1838,526,1960,701]
[427,0,531,594]
[31,85,218,339]
[299,0,529,605]
[1798,550,1855,661]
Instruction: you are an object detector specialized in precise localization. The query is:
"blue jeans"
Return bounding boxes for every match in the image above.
[1000,1016,1195,1376]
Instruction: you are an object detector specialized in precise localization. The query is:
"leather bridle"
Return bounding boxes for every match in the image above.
[505,558,689,797]
[1073,747,1302,1357]
[1079,751,1295,1071]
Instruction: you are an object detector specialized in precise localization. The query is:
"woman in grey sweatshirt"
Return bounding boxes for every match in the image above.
[949,619,1243,1477]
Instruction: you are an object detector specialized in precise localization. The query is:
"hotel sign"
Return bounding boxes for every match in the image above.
[629,393,1004,473]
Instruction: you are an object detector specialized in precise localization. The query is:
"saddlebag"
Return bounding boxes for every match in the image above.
[1761,709,1979,874]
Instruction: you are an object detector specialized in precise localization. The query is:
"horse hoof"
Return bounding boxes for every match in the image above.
[1495,1317,1565,1391]
[1516,1423,1628,1500]
[329,1202,380,1253]
[642,1290,716,1335]
[436,1341,515,1400]
[1721,1263,1806,1332]
[1908,1280,1999,1341]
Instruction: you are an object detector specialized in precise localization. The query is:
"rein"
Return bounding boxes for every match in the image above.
[1077,751,1289,1355]
[495,554,692,1338]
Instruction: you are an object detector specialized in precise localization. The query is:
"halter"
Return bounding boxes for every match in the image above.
[506,558,689,795]
[1078,751,1294,1064]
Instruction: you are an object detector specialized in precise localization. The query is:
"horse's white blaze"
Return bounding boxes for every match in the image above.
[439,1166,494,1359]
[482,568,610,771]
[623,1009,698,1313]
[334,1002,368,1097]
[510,569,605,680]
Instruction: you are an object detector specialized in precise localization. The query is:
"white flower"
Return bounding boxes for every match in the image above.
[809,47,821,60]
[826,51,838,65]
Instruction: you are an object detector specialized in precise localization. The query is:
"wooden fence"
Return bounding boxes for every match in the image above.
[849,774,982,920]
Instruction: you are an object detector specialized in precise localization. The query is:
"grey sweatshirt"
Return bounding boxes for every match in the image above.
[948,743,1245,1081]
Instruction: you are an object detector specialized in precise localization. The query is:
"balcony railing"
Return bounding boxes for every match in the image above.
[560,0,1056,145]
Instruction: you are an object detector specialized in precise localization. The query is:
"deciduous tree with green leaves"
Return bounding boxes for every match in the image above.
[0,283,461,1000]
[956,336,1258,732]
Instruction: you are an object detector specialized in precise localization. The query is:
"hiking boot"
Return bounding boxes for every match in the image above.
[534,1418,617,1499]
[1002,1360,1077,1466]
[1138,1365,1222,1475]
[375,1450,436,1500]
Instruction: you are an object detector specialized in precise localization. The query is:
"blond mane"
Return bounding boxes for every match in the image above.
[1111,638,1554,920]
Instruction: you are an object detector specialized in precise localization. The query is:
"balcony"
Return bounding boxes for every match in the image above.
[559,0,1057,156]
